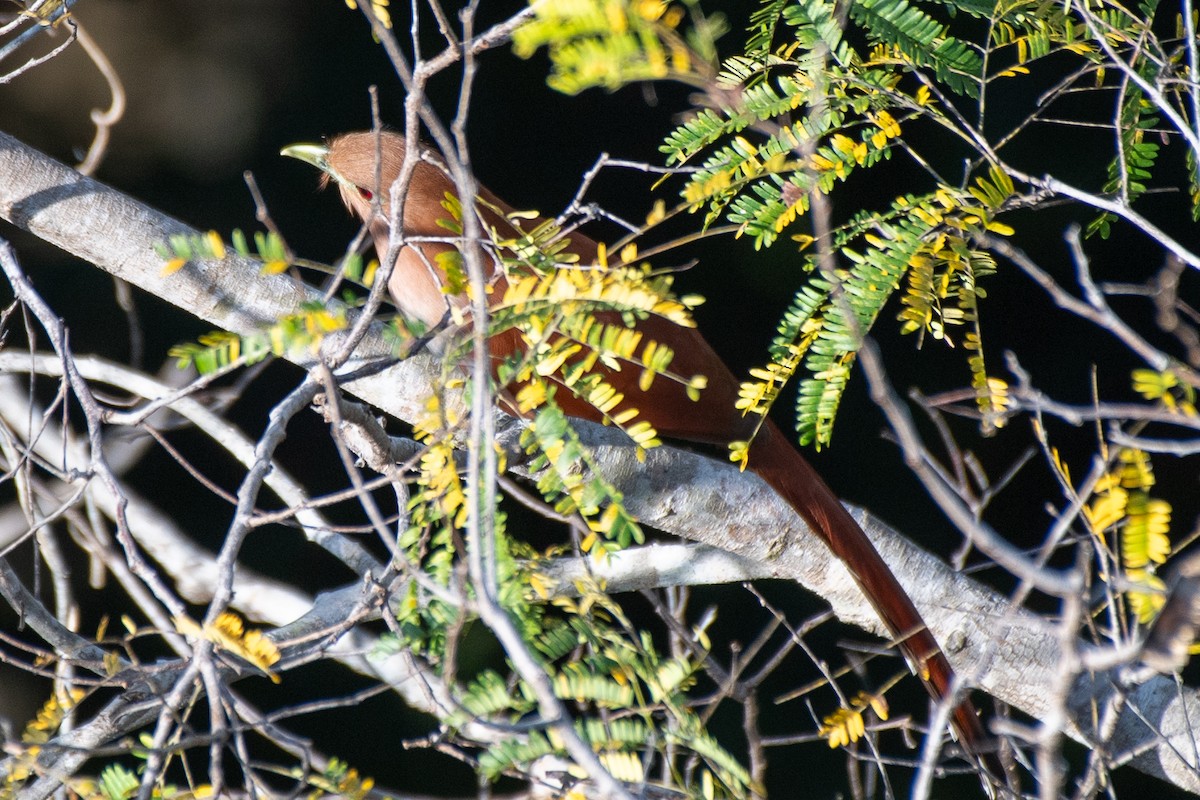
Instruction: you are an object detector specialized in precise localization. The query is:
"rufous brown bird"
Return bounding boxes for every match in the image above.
[283,131,996,776]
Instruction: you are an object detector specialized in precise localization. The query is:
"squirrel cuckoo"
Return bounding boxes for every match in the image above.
[283,131,995,774]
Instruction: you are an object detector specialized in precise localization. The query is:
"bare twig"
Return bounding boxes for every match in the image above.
[73,21,125,177]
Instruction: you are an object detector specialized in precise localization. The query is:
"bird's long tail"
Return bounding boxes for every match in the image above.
[747,422,997,775]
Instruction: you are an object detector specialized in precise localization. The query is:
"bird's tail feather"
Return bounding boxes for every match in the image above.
[748,424,997,775]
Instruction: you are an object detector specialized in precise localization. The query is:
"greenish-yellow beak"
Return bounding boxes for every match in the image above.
[280,142,332,175]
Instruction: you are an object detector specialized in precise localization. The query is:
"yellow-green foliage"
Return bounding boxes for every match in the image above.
[819,691,889,748]
[386,193,717,674]
[654,0,1019,448]
[461,589,755,799]
[730,172,1010,449]
[159,229,367,373]
[2,690,82,794]
[168,302,348,374]
[305,757,375,800]
[1084,448,1174,625]
[173,612,281,683]
[399,267,759,797]
[4,691,216,800]
[512,0,725,94]
[494,260,707,449]
[516,0,1191,452]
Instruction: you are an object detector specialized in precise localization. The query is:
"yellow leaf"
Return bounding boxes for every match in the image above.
[598,750,643,782]
[1050,447,1072,486]
[1126,569,1166,623]
[516,382,548,413]
[161,257,187,276]
[830,134,856,155]
[867,693,889,721]
[611,407,639,426]
[995,64,1031,78]
[205,230,227,260]
[819,707,865,748]
[1084,484,1127,533]
[645,199,666,226]
[872,110,901,139]
[585,504,612,535]
[1132,368,1175,400]
[528,571,553,600]
[535,343,582,377]
[175,612,281,683]
[728,441,750,471]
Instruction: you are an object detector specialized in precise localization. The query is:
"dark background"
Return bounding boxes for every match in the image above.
[2,1,1197,796]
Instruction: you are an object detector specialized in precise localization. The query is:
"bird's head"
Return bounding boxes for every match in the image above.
[282,130,490,325]
[281,131,452,236]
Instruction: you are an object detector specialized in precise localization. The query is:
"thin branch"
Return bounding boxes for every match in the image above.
[73,21,125,177]
[0,238,187,619]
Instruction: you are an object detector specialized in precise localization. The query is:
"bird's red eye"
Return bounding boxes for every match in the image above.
[358,187,374,201]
